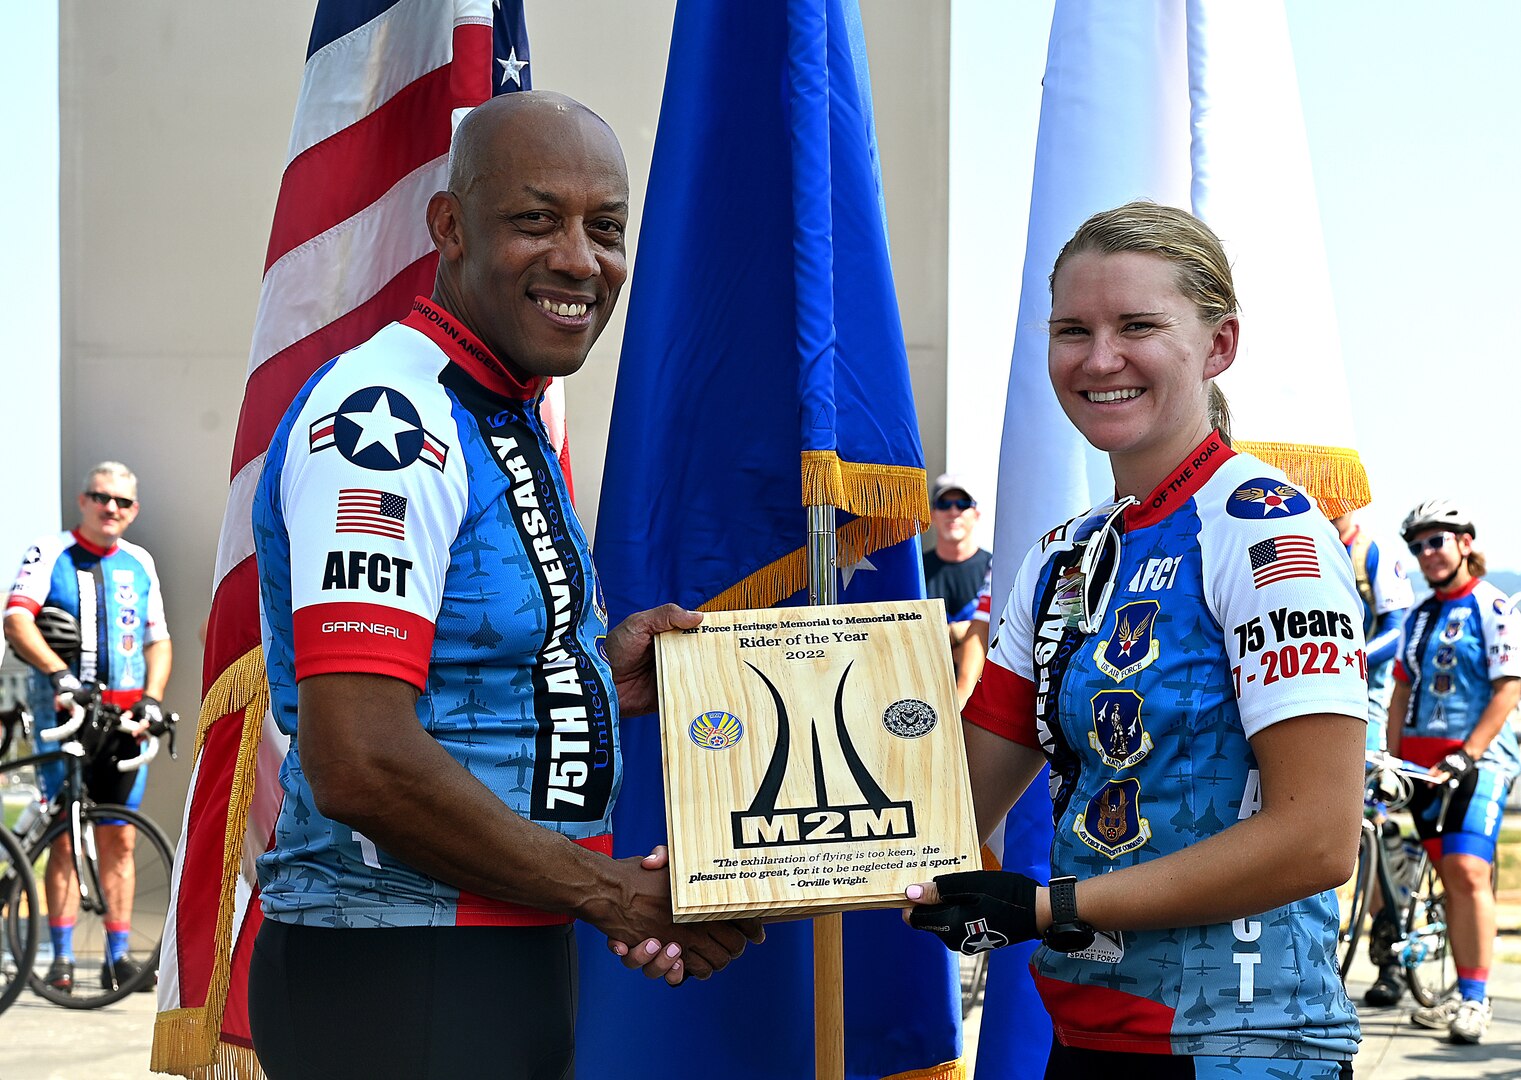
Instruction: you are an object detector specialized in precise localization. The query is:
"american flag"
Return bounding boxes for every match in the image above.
[336,489,407,540]
[1248,534,1320,589]
[153,3,541,1076]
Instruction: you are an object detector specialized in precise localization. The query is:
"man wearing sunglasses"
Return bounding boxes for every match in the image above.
[922,474,993,706]
[3,460,172,995]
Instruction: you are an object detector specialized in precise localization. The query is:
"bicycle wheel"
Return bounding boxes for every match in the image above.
[20,803,174,1009]
[0,826,41,1015]
[1401,852,1456,1007]
[1335,823,1376,981]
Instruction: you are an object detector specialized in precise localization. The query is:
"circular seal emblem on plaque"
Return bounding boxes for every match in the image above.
[689,711,743,750]
[882,699,937,739]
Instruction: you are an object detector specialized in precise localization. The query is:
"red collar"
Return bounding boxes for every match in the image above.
[1340,524,1360,548]
[1123,430,1234,530]
[403,297,547,401]
[1434,577,1480,602]
[72,530,117,557]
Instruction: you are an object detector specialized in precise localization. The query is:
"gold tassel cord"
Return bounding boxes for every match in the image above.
[151,645,271,1080]
[1233,440,1372,520]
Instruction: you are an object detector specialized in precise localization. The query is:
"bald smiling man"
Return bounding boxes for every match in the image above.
[245,93,762,1080]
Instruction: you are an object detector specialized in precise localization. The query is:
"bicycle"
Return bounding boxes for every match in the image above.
[0,685,178,1008]
[0,813,41,1016]
[1336,751,1466,1006]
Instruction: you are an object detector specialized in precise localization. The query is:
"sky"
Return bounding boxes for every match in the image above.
[6,1,1518,573]
[946,0,1520,572]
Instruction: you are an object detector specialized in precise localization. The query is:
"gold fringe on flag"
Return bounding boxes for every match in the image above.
[701,515,922,613]
[1233,440,1372,520]
[152,646,271,1080]
[801,450,930,531]
[880,1060,967,1080]
[702,455,928,613]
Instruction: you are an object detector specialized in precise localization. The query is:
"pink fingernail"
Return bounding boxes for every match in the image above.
[906,885,923,900]
[666,943,681,958]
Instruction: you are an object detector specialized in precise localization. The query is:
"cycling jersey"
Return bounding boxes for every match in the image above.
[7,531,169,707]
[1343,527,1413,754]
[254,297,618,929]
[1393,577,1520,779]
[7,532,168,807]
[967,431,1365,1059]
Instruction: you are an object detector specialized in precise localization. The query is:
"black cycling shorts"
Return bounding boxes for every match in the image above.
[249,919,577,1080]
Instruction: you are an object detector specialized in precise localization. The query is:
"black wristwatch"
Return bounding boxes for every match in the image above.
[1043,875,1096,953]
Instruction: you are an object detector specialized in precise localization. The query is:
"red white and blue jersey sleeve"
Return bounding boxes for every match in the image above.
[6,532,72,618]
[963,516,1085,749]
[1197,457,1369,739]
[264,323,468,692]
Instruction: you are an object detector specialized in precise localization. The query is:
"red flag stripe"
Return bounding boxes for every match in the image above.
[265,25,492,271]
[229,254,438,481]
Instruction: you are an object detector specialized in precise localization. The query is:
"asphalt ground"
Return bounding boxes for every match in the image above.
[0,903,1516,1079]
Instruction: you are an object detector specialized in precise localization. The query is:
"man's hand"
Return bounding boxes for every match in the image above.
[48,669,82,711]
[124,695,164,739]
[904,870,1041,955]
[593,844,763,985]
[1433,748,1475,785]
[606,604,701,716]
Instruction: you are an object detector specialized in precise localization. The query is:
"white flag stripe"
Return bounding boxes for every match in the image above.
[246,157,448,376]
[286,0,489,164]
[212,453,265,593]
[1186,1,1358,450]
[990,0,1192,612]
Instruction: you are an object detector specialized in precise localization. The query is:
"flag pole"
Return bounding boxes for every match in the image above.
[806,503,845,1080]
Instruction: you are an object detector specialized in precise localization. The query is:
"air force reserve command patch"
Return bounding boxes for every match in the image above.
[1226,478,1311,519]
[309,386,450,472]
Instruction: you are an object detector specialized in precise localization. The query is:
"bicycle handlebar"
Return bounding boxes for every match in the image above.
[1365,750,1460,788]
[33,684,179,762]
[38,701,86,742]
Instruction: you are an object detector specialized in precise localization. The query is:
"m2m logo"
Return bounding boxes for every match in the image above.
[1125,555,1183,593]
[731,662,916,849]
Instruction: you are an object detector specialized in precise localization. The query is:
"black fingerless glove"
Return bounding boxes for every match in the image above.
[908,870,1038,955]
[132,694,165,730]
[48,669,82,698]
[1439,748,1475,782]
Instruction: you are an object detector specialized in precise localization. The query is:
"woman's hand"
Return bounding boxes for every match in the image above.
[903,870,1043,953]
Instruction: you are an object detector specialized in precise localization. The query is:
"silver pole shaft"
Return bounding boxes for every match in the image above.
[806,504,838,606]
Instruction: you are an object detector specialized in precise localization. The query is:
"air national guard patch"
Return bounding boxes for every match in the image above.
[1226,479,1312,519]
[1075,778,1151,858]
[1095,600,1160,682]
[1089,690,1152,769]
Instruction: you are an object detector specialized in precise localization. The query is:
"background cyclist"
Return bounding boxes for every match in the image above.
[1329,508,1413,1006]
[2,461,172,994]
[1388,499,1519,1044]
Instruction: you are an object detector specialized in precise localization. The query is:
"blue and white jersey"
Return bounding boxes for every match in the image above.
[7,530,169,714]
[254,297,618,929]
[1345,528,1412,641]
[967,433,1366,1059]
[1393,577,1520,778]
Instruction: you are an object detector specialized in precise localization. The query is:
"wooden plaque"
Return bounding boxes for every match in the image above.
[654,599,980,922]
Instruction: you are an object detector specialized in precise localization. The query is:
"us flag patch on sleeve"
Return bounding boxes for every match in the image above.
[1247,535,1318,589]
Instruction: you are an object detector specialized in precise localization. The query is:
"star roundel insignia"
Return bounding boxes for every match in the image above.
[308,386,450,472]
[1226,478,1311,520]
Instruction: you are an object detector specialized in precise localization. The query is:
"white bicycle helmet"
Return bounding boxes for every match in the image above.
[1399,499,1475,542]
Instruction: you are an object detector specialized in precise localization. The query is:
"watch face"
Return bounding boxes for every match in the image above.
[1045,925,1096,954]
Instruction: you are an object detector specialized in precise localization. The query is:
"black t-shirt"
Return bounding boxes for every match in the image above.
[922,548,992,623]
